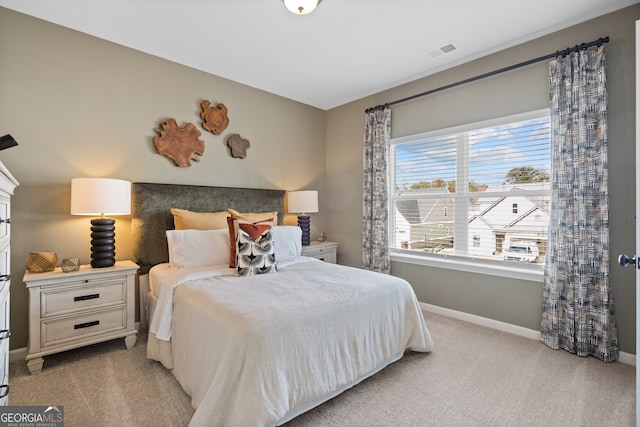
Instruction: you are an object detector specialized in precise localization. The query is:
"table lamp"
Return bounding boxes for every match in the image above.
[71,178,131,268]
[287,190,318,246]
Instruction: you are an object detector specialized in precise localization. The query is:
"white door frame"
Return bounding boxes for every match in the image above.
[635,19,639,427]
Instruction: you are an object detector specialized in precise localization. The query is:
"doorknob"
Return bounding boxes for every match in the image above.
[618,254,637,268]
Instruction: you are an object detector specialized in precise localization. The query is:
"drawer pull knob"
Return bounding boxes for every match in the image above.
[0,385,9,399]
[0,275,9,282]
[74,320,99,330]
[74,293,99,302]
[0,330,10,340]
[0,218,10,224]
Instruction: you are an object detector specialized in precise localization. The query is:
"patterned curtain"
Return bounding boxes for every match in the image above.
[541,45,617,362]
[362,106,391,273]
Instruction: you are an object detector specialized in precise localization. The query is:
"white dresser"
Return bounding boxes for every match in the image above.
[24,260,138,374]
[0,162,18,404]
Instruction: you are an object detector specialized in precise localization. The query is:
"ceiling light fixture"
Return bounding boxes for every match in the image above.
[283,0,322,15]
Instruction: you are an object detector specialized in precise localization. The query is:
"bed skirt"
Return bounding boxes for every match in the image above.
[147,331,174,369]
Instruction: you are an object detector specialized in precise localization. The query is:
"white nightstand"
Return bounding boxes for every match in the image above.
[24,260,139,374]
[301,241,339,263]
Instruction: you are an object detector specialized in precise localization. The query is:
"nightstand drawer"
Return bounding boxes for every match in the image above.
[41,279,126,317]
[303,247,329,258]
[41,306,127,347]
[301,241,338,263]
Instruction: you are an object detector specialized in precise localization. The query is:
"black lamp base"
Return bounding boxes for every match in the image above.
[90,218,116,268]
[297,215,311,246]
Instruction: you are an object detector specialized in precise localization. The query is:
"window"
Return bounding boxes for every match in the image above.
[389,110,550,278]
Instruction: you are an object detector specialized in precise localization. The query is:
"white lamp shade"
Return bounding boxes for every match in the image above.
[71,178,131,216]
[288,190,318,214]
[283,0,319,15]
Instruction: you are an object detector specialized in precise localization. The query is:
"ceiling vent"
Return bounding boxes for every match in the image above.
[426,42,458,59]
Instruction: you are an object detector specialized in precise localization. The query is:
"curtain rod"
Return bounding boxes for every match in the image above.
[365,36,609,113]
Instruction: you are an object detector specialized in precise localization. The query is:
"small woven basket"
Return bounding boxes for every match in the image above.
[61,257,81,273]
[25,252,58,273]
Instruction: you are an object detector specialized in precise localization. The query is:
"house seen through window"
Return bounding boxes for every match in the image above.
[389,109,550,269]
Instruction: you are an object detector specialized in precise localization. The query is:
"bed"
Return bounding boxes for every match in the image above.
[131,182,434,427]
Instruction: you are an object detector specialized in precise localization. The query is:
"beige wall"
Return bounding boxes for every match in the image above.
[326,5,639,353]
[0,8,327,350]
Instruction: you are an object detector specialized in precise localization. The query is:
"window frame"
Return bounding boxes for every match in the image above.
[389,109,549,282]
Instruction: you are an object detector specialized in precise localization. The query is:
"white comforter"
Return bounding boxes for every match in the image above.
[148,257,434,426]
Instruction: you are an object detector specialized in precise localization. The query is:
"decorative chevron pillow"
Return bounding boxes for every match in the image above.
[227,216,275,268]
[235,222,276,276]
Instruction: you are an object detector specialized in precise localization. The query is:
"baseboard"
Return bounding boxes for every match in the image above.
[617,350,635,366]
[420,302,636,366]
[9,321,143,364]
[9,347,26,364]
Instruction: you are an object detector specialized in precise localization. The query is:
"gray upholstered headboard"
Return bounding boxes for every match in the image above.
[131,182,285,274]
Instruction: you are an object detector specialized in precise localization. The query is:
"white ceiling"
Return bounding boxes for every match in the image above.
[1,0,637,110]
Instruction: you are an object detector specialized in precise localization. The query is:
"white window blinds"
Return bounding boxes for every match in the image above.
[390,109,550,269]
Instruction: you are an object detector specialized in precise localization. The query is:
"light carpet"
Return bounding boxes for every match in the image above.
[9,311,635,426]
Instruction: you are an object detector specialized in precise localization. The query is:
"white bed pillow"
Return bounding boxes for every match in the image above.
[166,229,230,269]
[272,226,302,258]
